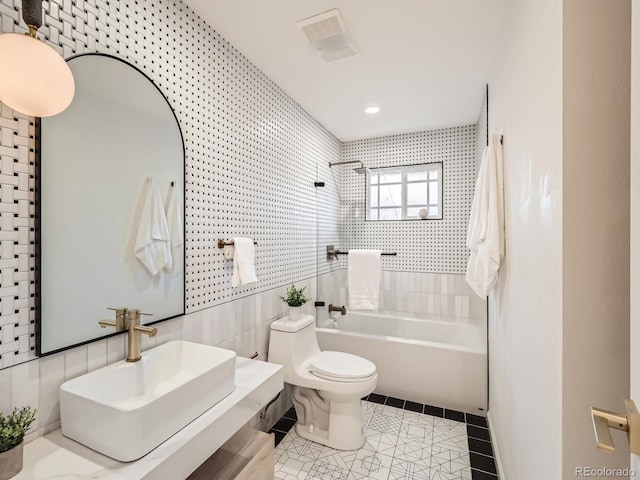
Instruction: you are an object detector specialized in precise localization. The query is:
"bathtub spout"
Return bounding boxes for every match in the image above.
[328,304,347,315]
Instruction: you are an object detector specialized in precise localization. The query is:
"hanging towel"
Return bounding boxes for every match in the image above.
[466,134,505,297]
[135,178,171,276]
[348,249,382,310]
[164,183,183,276]
[231,237,258,287]
[223,245,235,260]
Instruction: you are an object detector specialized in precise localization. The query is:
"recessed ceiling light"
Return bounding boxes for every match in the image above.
[364,106,380,115]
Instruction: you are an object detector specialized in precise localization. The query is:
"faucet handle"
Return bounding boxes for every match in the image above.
[107,307,127,313]
[103,307,127,331]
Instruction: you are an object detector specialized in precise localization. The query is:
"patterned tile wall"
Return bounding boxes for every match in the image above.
[0,0,341,365]
[339,126,477,274]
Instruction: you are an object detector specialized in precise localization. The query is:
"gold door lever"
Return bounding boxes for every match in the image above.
[591,399,640,454]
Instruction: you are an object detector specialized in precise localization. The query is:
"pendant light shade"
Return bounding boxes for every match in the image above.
[0,0,74,117]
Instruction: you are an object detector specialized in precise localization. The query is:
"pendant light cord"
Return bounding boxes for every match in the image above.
[21,0,42,30]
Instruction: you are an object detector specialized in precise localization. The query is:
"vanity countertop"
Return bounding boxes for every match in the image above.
[13,357,284,480]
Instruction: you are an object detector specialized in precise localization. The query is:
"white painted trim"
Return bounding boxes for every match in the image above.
[487,410,504,480]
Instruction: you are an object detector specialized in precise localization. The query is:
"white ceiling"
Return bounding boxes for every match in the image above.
[182,0,507,142]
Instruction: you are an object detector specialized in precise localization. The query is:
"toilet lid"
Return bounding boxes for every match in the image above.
[308,351,376,381]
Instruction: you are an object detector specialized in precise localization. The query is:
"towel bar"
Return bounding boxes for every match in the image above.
[326,245,396,260]
[335,250,397,256]
[218,239,258,249]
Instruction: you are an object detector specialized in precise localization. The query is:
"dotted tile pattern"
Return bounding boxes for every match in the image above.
[0,0,341,365]
[340,126,477,273]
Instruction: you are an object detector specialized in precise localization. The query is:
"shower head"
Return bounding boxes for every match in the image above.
[328,160,366,173]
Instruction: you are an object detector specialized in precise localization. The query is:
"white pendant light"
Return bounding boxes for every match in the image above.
[0,0,74,117]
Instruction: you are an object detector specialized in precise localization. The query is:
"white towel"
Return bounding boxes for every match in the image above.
[135,178,171,276]
[466,134,505,297]
[231,237,258,287]
[164,183,183,276]
[348,249,382,310]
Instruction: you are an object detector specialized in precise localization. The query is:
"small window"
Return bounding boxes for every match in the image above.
[366,163,443,221]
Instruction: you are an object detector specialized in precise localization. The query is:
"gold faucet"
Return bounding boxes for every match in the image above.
[98,307,157,362]
[126,309,157,362]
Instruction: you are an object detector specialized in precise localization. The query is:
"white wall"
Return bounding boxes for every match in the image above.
[487,0,563,477]
[562,0,630,475]
[630,0,640,473]
[489,0,631,478]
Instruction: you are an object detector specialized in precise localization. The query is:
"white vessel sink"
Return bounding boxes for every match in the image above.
[60,340,236,462]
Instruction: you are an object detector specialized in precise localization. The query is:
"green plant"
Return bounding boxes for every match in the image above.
[0,407,36,453]
[280,284,310,307]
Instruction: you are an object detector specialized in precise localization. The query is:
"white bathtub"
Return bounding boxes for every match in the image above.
[316,311,487,414]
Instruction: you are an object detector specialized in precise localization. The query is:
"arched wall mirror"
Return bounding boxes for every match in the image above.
[37,53,185,355]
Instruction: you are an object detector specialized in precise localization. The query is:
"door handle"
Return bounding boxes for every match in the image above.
[591,398,640,454]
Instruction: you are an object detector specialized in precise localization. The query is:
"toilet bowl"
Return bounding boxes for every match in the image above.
[268,314,377,450]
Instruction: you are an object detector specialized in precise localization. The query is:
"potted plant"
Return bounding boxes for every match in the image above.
[0,406,36,480]
[280,284,310,321]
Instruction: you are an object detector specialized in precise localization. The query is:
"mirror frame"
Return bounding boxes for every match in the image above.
[35,53,187,357]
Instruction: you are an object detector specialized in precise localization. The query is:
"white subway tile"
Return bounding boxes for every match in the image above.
[181,311,203,344]
[247,295,257,329]
[455,296,463,318]
[202,307,213,345]
[440,276,448,295]
[462,296,470,319]
[448,276,455,295]
[11,359,39,432]
[87,339,108,372]
[156,318,182,345]
[255,293,264,325]
[64,345,88,381]
[418,273,428,293]
[394,272,403,292]
[39,353,64,428]
[0,367,12,414]
[256,322,271,357]
[107,336,125,364]
[427,274,435,294]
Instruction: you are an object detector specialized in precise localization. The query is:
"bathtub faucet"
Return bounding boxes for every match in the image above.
[328,304,347,316]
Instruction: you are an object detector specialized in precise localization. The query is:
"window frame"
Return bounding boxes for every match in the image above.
[365,162,444,222]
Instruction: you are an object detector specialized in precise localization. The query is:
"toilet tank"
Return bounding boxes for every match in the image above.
[268,315,321,380]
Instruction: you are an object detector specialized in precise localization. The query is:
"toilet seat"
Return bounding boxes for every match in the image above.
[308,351,376,383]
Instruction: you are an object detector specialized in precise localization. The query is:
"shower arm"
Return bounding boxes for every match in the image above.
[328,160,365,170]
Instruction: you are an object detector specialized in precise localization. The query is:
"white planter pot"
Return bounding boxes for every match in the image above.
[288,306,302,321]
[0,441,23,480]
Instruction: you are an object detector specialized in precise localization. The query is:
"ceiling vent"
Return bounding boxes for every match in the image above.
[297,9,359,63]
[297,9,346,43]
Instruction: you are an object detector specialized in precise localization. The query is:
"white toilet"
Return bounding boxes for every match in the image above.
[268,314,377,450]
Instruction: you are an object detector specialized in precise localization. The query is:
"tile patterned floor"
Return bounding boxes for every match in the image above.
[269,394,498,480]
